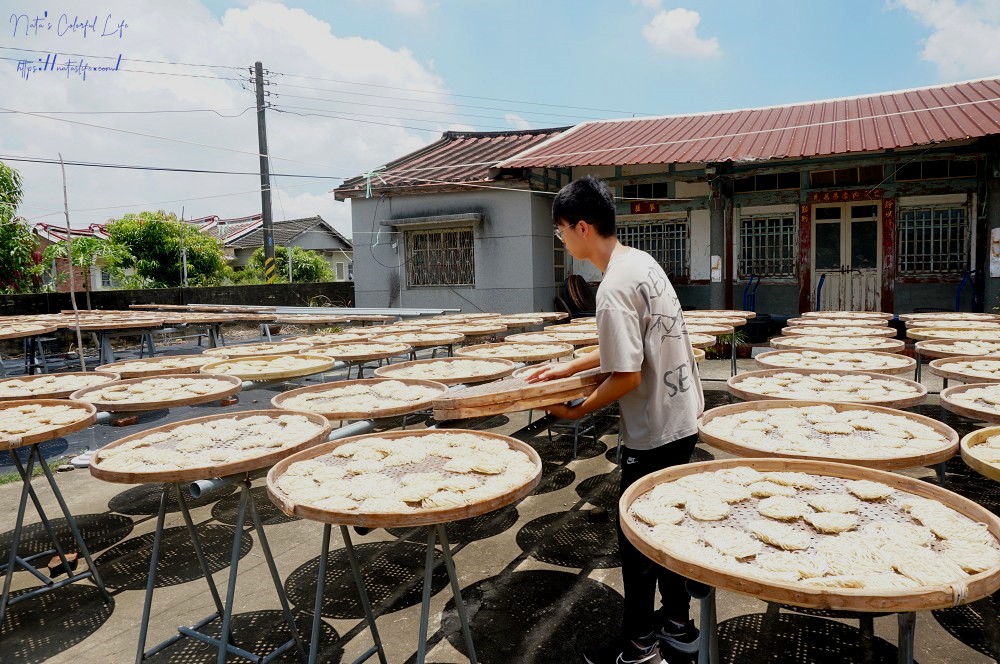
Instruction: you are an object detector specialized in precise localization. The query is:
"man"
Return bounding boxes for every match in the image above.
[527,176,704,664]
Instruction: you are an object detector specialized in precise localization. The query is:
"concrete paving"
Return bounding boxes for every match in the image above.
[0,352,997,663]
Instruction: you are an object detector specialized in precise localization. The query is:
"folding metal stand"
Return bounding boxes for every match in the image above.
[0,443,111,626]
[135,479,305,664]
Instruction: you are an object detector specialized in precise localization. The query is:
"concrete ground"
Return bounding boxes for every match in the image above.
[1,350,998,663]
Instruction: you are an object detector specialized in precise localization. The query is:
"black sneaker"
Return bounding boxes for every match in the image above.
[655,618,699,654]
[583,634,663,664]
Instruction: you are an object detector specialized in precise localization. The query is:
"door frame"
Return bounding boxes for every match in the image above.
[809,201,883,310]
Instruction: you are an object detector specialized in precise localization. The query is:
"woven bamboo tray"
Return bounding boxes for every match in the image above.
[686,323,735,336]
[0,399,97,450]
[928,356,1000,384]
[698,400,958,469]
[285,331,376,345]
[620,458,1000,612]
[940,383,1000,424]
[801,311,894,320]
[271,378,449,420]
[726,368,927,408]
[435,323,507,337]
[202,341,313,358]
[505,331,599,346]
[754,350,916,375]
[900,312,1000,323]
[455,342,575,362]
[70,374,243,412]
[369,325,428,335]
[689,333,718,349]
[273,315,349,326]
[300,342,412,363]
[54,318,164,331]
[97,354,216,378]
[0,323,58,340]
[0,371,121,401]
[782,326,897,338]
[200,354,336,381]
[373,357,516,385]
[266,429,542,528]
[685,316,747,327]
[160,313,233,325]
[90,409,331,484]
[915,339,1000,359]
[573,345,705,363]
[770,336,906,353]
[369,332,465,348]
[786,317,886,327]
[907,320,1000,330]
[687,310,757,319]
[961,427,1000,482]
[908,328,1000,342]
[492,317,543,328]
[432,367,606,420]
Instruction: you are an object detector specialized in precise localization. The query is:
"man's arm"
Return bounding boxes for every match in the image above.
[522,347,601,382]
[545,370,640,420]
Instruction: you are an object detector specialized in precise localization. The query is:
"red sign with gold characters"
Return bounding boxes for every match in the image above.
[807,189,883,203]
[629,201,660,214]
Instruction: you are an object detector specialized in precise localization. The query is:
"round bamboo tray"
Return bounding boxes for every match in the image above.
[960,427,1000,482]
[800,311,893,320]
[271,378,448,420]
[54,318,164,331]
[754,349,916,375]
[620,458,1000,612]
[300,342,412,363]
[200,354,336,381]
[685,316,746,328]
[907,320,1000,330]
[266,429,542,528]
[770,336,906,353]
[0,371,121,401]
[689,333,718,349]
[456,342,574,363]
[432,368,606,420]
[97,354,215,378]
[70,374,243,412]
[786,317,886,327]
[368,332,465,348]
[726,368,927,408]
[285,331,376,345]
[506,312,568,321]
[273,315,349,326]
[505,331,599,347]
[782,326,897,338]
[940,383,1000,424]
[698,400,957,469]
[0,323,58,340]
[0,399,97,450]
[908,328,1000,342]
[900,312,1000,323]
[686,324,735,336]
[373,357,516,385]
[368,325,428,334]
[492,317,543,329]
[543,323,597,333]
[915,339,1000,359]
[687,310,757,319]
[928,356,1000,384]
[435,323,507,337]
[90,410,331,484]
[202,341,313,358]
[573,345,705,363]
[160,313,233,325]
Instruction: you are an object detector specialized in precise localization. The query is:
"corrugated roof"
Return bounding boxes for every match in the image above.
[496,77,1000,168]
[229,215,352,250]
[334,127,569,200]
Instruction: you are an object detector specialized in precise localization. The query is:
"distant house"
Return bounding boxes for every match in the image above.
[33,223,114,292]
[226,216,354,281]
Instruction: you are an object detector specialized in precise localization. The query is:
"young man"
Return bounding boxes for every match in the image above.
[527,176,704,664]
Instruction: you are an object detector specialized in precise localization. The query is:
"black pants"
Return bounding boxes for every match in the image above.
[618,433,699,640]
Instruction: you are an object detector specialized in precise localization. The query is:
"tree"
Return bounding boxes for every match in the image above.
[0,161,41,294]
[245,245,335,283]
[103,211,228,288]
[46,236,112,307]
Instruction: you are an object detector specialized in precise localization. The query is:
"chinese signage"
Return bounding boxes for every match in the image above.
[629,201,660,215]
[807,189,883,203]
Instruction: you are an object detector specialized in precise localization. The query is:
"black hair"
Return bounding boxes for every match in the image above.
[551,176,616,237]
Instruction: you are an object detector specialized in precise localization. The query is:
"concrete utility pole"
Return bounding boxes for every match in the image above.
[254,61,276,283]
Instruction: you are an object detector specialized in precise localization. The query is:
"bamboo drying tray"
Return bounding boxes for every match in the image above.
[491,317,543,328]
[271,378,448,420]
[273,315,349,326]
[800,311,894,320]
[928,356,1000,384]
[908,328,1000,342]
[159,313,233,325]
[266,429,542,528]
[456,342,574,362]
[97,353,216,378]
[960,427,1000,482]
[573,344,705,363]
[0,371,120,401]
[686,310,756,319]
[907,320,1000,330]
[0,399,97,450]
[940,383,1000,424]
[685,316,747,327]
[55,318,165,331]
[373,357,516,385]
[432,367,606,420]
[200,354,336,381]
[698,400,958,470]
[505,331,599,346]
[620,458,1000,612]
[915,339,1000,359]
[435,323,507,337]
[754,349,916,375]
[686,323,735,336]
[368,332,465,348]
[369,325,428,335]
[900,312,1000,323]
[202,341,313,357]
[770,336,906,353]
[782,326,897,338]
[786,317,886,327]
[0,323,58,340]
[300,342,412,363]
[726,368,927,408]
[90,410,331,484]
[689,333,718,349]
[512,312,570,321]
[285,331,376,345]
[70,374,243,412]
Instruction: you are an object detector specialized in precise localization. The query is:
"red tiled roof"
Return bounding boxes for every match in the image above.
[334,127,568,199]
[496,77,1000,168]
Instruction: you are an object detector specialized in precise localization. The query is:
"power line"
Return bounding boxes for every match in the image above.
[0,107,255,118]
[0,45,240,69]
[270,106,451,133]
[269,104,515,132]
[0,55,247,81]
[273,101,539,127]
[0,154,344,179]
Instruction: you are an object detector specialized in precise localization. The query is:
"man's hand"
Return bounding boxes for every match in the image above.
[523,362,577,383]
[545,401,582,420]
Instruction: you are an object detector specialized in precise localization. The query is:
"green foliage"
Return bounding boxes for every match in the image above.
[103,210,228,288]
[245,245,335,283]
[0,161,40,294]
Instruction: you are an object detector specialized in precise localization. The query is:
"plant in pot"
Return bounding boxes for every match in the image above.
[705,330,751,359]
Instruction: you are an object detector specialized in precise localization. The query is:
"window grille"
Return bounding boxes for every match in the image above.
[897,206,969,275]
[405,227,475,287]
[738,214,797,279]
[100,268,112,288]
[617,220,689,279]
[553,238,566,288]
[335,263,345,280]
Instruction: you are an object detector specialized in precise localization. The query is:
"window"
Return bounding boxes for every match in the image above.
[621,182,670,200]
[100,269,112,288]
[348,262,354,280]
[897,206,970,275]
[738,214,797,279]
[809,165,884,188]
[895,159,977,181]
[553,237,566,288]
[404,227,475,287]
[734,172,800,193]
[335,263,345,280]
[617,220,689,279]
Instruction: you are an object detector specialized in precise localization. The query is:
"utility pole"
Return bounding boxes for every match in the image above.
[179,206,188,288]
[254,61,276,283]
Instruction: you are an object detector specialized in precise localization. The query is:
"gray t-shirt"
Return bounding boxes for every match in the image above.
[596,248,704,450]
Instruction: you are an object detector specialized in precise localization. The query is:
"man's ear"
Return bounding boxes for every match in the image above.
[577,220,590,236]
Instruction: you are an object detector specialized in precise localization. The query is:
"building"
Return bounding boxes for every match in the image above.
[226,215,354,281]
[339,77,1000,316]
[33,223,113,292]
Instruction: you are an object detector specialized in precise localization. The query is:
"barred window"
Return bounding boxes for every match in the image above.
[738,214,797,279]
[553,238,566,288]
[897,206,969,275]
[100,269,112,288]
[617,220,689,279]
[405,227,475,287]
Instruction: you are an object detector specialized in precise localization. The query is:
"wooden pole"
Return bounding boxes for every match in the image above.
[59,153,87,372]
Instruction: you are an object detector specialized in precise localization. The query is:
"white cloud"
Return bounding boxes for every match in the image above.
[504,113,533,130]
[634,0,663,9]
[642,8,722,58]
[892,0,1000,80]
[391,0,428,16]
[2,0,464,241]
